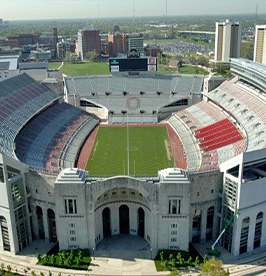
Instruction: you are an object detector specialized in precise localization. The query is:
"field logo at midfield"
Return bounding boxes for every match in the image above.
[126,97,141,111]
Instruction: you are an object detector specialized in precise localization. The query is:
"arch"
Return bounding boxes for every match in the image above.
[36,206,45,240]
[206,206,215,241]
[0,216,10,251]
[138,207,145,238]
[47,209,57,242]
[102,207,111,238]
[254,212,263,249]
[192,209,202,243]
[239,216,250,254]
[92,177,151,208]
[119,205,129,234]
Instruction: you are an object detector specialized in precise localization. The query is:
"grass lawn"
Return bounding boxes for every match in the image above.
[38,248,91,270]
[59,61,109,76]
[48,62,62,70]
[158,65,208,75]
[86,126,174,177]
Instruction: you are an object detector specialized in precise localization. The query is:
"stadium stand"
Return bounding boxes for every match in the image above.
[168,87,247,172]
[65,75,204,122]
[0,73,59,158]
[15,103,99,173]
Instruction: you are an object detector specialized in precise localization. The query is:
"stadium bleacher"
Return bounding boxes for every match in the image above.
[65,75,204,119]
[15,102,99,173]
[167,75,266,172]
[0,73,59,158]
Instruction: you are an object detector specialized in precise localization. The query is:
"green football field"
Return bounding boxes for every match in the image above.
[86,126,174,177]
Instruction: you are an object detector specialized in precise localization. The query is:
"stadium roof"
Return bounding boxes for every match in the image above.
[0,55,19,71]
[231,58,266,75]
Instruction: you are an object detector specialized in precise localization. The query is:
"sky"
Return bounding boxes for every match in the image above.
[1,0,266,20]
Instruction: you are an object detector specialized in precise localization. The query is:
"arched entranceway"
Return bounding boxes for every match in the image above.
[119,205,129,234]
[138,208,145,238]
[36,206,45,240]
[254,212,263,249]
[0,216,10,251]
[102,207,111,238]
[47,209,57,242]
[206,206,215,241]
[192,209,202,243]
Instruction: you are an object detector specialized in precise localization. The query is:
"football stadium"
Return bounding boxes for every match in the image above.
[1,56,266,261]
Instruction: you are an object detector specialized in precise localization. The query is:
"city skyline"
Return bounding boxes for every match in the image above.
[1,0,266,20]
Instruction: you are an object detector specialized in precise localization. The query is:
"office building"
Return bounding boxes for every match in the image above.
[77,30,101,60]
[214,20,242,63]
[254,25,266,64]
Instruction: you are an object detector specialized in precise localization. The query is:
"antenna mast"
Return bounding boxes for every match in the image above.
[133,0,135,19]
[255,3,258,26]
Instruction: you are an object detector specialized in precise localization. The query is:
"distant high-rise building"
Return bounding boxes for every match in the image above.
[78,30,101,60]
[214,20,242,63]
[52,27,58,44]
[128,35,144,53]
[254,25,266,64]
[108,34,123,56]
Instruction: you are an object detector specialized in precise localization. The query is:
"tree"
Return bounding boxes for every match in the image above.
[40,272,45,276]
[6,265,11,273]
[31,271,36,276]
[86,50,98,62]
[1,263,4,273]
[78,250,83,260]
[160,251,164,262]
[58,255,64,266]
[203,255,209,263]
[241,42,254,60]
[187,256,193,266]
[44,255,50,263]
[198,56,209,67]
[37,253,41,263]
[195,256,201,266]
[51,254,56,265]
[200,257,230,276]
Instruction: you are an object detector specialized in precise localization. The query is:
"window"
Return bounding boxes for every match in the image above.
[65,199,77,214]
[0,166,4,183]
[169,199,181,214]
[70,237,76,242]
[69,223,75,228]
[80,100,102,108]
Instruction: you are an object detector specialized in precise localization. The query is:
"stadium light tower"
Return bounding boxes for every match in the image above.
[127,111,130,176]
[133,0,135,19]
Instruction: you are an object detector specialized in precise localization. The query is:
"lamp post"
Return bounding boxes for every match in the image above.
[93,247,95,260]
[150,248,153,260]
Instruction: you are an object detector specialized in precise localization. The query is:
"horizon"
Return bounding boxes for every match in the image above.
[4,12,266,23]
[1,0,266,21]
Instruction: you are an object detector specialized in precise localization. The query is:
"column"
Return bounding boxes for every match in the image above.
[200,208,207,243]
[0,223,3,251]
[247,216,256,253]
[31,210,39,240]
[42,208,50,243]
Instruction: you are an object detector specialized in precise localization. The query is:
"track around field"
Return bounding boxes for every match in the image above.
[76,125,99,169]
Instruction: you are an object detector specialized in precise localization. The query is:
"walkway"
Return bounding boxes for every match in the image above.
[0,237,168,276]
[194,242,266,275]
[90,235,159,275]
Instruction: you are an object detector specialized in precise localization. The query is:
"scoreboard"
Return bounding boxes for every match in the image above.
[109,57,157,73]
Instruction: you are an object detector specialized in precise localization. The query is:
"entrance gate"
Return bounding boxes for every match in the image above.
[138,208,145,238]
[102,207,111,238]
[119,205,129,234]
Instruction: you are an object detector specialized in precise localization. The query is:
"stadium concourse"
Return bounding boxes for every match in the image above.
[1,59,266,272]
